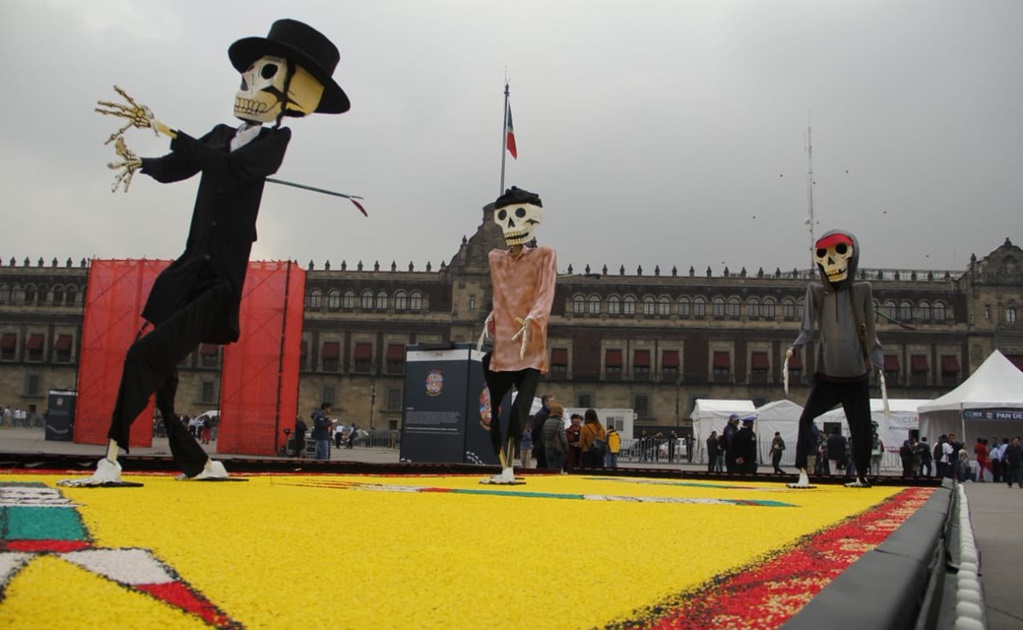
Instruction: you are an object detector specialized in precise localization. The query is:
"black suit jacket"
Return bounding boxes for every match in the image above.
[139,124,291,343]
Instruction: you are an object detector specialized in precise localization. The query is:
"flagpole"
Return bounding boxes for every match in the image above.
[500,82,510,195]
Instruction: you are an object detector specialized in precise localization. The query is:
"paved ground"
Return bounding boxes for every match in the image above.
[1,426,1019,628]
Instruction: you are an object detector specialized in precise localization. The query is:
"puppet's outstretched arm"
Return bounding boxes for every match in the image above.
[106,137,142,193]
[511,316,532,360]
[96,85,177,144]
[476,312,494,352]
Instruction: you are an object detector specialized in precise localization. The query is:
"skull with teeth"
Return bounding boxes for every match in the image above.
[493,186,544,248]
[814,232,854,283]
[234,55,326,124]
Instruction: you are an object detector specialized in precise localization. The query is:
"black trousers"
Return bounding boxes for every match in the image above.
[108,282,231,477]
[482,353,540,459]
[795,376,872,477]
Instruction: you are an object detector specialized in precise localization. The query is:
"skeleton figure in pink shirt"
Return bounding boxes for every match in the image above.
[478,187,557,484]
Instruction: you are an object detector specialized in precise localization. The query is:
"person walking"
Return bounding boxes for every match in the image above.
[770,432,786,475]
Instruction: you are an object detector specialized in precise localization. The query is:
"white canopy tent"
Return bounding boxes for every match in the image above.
[754,400,804,466]
[692,399,756,463]
[919,350,1023,447]
[815,399,931,470]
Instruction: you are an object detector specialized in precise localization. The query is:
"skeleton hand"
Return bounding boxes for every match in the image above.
[476,313,494,352]
[511,317,532,360]
[107,137,142,193]
[96,85,174,144]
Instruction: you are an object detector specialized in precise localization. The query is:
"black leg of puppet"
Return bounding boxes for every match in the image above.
[155,369,208,477]
[482,354,539,483]
[840,378,873,481]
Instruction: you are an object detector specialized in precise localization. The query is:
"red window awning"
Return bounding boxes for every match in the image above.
[354,342,373,360]
[911,355,929,373]
[661,350,679,368]
[321,341,340,359]
[713,351,730,369]
[200,343,219,356]
[54,335,72,351]
[751,352,769,370]
[387,344,405,360]
[0,333,16,350]
[551,348,568,365]
[787,350,803,369]
[26,334,44,351]
[605,349,622,366]
[633,349,650,367]
[941,355,959,374]
[884,355,901,371]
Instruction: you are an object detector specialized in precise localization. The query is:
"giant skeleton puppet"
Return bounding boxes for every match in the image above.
[478,187,557,485]
[61,20,349,487]
[786,230,885,489]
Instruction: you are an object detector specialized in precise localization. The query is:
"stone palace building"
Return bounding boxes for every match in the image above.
[1,203,1021,435]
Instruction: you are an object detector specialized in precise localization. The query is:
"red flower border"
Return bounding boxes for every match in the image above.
[611,487,935,629]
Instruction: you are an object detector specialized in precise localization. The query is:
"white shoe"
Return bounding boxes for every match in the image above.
[787,468,812,489]
[191,460,229,480]
[844,477,871,488]
[58,458,122,487]
[480,467,518,485]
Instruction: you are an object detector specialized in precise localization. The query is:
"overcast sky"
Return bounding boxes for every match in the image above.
[2,1,1020,276]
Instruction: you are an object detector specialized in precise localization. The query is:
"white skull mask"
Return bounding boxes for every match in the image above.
[494,202,543,247]
[234,55,325,123]
[814,234,854,283]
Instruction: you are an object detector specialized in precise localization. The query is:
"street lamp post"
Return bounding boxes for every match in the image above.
[369,384,376,430]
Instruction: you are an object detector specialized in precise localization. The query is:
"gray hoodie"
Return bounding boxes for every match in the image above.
[791,230,884,380]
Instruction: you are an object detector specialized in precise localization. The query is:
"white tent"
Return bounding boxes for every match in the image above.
[754,400,804,466]
[692,399,756,463]
[816,398,931,462]
[919,350,1023,447]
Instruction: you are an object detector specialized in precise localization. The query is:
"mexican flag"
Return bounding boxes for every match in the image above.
[505,105,517,159]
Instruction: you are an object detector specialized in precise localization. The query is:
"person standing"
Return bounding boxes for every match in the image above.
[578,409,607,469]
[530,395,553,469]
[1004,437,1023,488]
[311,403,332,460]
[916,436,932,478]
[826,429,848,476]
[991,438,1005,483]
[722,414,740,473]
[565,413,583,472]
[733,417,757,475]
[542,403,568,472]
[605,426,621,469]
[706,431,721,473]
[770,432,786,475]
[519,424,533,469]
[668,430,678,463]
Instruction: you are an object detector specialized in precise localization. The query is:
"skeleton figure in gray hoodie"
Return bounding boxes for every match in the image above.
[788,230,883,488]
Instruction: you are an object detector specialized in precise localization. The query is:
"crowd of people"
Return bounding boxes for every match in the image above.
[292,404,364,460]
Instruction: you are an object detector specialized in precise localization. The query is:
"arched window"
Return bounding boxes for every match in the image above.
[657,296,670,316]
[572,295,585,314]
[409,291,423,311]
[914,301,930,321]
[24,284,36,304]
[608,295,621,315]
[642,295,655,316]
[727,297,741,317]
[376,290,388,310]
[798,297,806,318]
[361,290,374,309]
[1008,306,1018,324]
[0,285,8,303]
[882,300,897,320]
[65,285,77,305]
[763,297,776,318]
[36,285,47,305]
[781,297,796,319]
[342,290,355,309]
[932,301,946,321]
[308,289,323,308]
[395,291,407,311]
[327,290,341,309]
[712,296,725,317]
[588,295,601,314]
[694,296,706,317]
[747,297,761,318]
[898,300,912,321]
[623,295,636,315]
[678,296,691,317]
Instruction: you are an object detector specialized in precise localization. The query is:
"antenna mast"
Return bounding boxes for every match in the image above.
[805,117,816,269]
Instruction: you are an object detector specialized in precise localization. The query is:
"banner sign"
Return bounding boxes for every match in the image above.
[963,409,1023,421]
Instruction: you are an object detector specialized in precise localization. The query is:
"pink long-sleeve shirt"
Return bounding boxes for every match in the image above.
[487,245,557,373]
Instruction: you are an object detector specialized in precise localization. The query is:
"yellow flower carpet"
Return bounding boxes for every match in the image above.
[0,472,932,629]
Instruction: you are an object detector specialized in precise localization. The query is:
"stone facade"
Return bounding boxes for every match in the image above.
[1,214,1021,434]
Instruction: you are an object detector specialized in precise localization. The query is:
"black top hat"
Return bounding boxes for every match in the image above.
[495,186,542,208]
[229,19,349,114]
